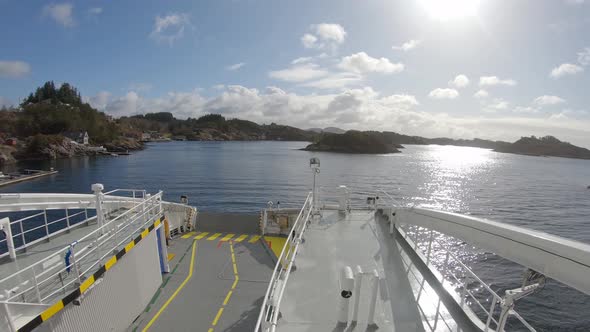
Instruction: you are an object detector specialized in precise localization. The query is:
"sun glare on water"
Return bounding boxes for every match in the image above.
[419,0,481,20]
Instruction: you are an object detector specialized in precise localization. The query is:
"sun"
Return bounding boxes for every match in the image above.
[419,0,481,21]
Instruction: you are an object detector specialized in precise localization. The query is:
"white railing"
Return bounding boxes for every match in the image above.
[0,191,163,306]
[397,224,536,332]
[0,209,94,259]
[103,188,147,199]
[255,192,314,332]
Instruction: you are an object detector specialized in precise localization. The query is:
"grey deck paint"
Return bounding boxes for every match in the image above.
[130,233,274,332]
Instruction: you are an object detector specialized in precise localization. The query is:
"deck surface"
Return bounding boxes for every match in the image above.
[274,210,479,332]
[130,231,276,332]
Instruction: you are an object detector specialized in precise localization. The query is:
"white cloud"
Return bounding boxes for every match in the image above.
[550,63,583,78]
[86,85,590,147]
[473,90,489,98]
[301,34,318,49]
[43,3,75,27]
[0,60,31,78]
[84,91,112,110]
[88,7,102,15]
[479,76,517,86]
[291,57,313,65]
[428,88,459,99]
[534,95,566,106]
[313,23,346,44]
[513,106,539,113]
[300,23,346,49]
[449,74,470,88]
[392,39,421,51]
[150,13,191,45]
[577,47,590,66]
[301,72,362,89]
[268,63,328,82]
[338,52,404,74]
[226,62,245,71]
[488,98,509,110]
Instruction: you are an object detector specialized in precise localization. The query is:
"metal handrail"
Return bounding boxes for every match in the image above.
[255,192,313,332]
[397,224,536,332]
[0,191,163,305]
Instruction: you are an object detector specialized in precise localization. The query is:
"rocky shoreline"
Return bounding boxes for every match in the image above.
[0,137,143,166]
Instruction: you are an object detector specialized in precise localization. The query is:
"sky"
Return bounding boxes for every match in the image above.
[1,0,590,147]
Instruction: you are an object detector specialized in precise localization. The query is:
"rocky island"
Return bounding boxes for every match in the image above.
[303,131,402,154]
[493,135,590,159]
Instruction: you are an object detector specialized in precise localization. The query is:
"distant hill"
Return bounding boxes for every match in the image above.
[494,136,590,159]
[302,130,590,159]
[307,127,346,134]
[123,113,317,142]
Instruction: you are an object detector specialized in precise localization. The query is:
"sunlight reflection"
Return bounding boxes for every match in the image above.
[418,146,496,211]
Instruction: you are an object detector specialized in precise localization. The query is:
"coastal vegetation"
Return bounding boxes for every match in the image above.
[303,131,402,154]
[1,81,589,164]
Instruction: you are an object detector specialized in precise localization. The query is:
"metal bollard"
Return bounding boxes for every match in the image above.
[338,266,355,326]
[367,270,379,328]
[351,265,363,325]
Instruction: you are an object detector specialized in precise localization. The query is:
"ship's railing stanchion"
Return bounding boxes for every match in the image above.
[0,188,165,307]
[255,192,313,332]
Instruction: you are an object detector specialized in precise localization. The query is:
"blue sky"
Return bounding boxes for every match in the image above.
[1,0,590,146]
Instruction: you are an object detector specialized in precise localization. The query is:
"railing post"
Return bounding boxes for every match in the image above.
[32,268,42,303]
[65,209,70,229]
[43,210,49,238]
[0,218,16,260]
[2,299,17,332]
[69,243,82,285]
[92,183,105,235]
[367,270,379,328]
[19,220,25,247]
[485,297,497,332]
[441,251,450,283]
[461,275,470,307]
[426,229,434,265]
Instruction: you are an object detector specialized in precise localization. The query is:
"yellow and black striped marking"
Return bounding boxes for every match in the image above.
[18,216,166,332]
[187,232,262,243]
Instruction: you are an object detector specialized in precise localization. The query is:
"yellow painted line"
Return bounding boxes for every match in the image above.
[208,329,214,332]
[220,233,235,242]
[141,228,150,238]
[223,290,233,306]
[195,232,209,240]
[40,301,64,321]
[167,253,175,261]
[212,308,224,326]
[234,234,248,242]
[207,242,239,331]
[207,233,222,241]
[248,235,261,243]
[232,276,239,290]
[142,240,197,332]
[181,232,196,239]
